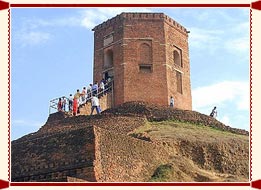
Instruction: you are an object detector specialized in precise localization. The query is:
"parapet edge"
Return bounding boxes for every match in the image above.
[92,12,188,34]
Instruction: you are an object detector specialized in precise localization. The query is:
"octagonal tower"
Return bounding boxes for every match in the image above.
[92,12,192,110]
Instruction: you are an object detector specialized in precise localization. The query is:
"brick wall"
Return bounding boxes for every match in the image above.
[164,19,192,110]
[93,126,169,182]
[92,12,192,110]
[12,109,167,182]
[122,17,168,106]
[12,126,96,182]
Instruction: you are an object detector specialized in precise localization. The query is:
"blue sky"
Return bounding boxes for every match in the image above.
[11,8,250,140]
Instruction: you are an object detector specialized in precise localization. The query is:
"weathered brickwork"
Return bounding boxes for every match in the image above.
[12,111,166,182]
[11,102,248,182]
[93,126,169,182]
[92,12,192,110]
[12,126,96,182]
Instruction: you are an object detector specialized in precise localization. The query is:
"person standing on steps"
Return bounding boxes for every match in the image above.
[81,87,87,105]
[87,84,92,99]
[210,106,217,118]
[170,96,174,108]
[99,80,105,96]
[73,89,80,116]
[92,81,99,96]
[90,96,100,115]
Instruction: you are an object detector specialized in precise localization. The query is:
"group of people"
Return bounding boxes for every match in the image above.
[169,96,217,118]
[57,97,67,112]
[57,78,113,116]
[59,83,218,118]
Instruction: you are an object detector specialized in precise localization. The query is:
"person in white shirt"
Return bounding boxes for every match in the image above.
[100,81,105,95]
[170,96,174,108]
[62,96,67,111]
[68,94,73,111]
[81,87,87,105]
[87,84,92,99]
[90,96,101,115]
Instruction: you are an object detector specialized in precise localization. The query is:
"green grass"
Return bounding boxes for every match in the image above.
[132,120,248,143]
[149,164,173,182]
[132,121,153,134]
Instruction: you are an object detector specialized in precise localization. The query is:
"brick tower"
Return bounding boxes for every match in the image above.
[92,12,192,110]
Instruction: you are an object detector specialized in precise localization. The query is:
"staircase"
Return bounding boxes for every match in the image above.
[49,81,114,116]
[78,92,113,115]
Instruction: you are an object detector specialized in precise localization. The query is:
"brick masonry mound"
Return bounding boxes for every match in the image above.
[11,101,249,182]
[103,101,249,136]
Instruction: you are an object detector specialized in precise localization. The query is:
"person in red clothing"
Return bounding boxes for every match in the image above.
[73,89,80,116]
[57,98,63,112]
[73,98,78,116]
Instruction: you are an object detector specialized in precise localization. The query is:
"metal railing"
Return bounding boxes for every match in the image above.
[49,97,70,115]
[49,81,114,115]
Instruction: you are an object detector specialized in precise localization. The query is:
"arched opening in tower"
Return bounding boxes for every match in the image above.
[173,50,182,67]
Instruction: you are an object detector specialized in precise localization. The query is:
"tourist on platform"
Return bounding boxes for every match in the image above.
[100,80,105,96]
[74,89,81,99]
[73,98,78,116]
[90,96,100,115]
[57,98,63,112]
[210,106,217,118]
[62,96,67,111]
[73,89,80,116]
[104,79,108,93]
[107,77,113,92]
[170,96,174,108]
[105,77,112,93]
[87,84,92,99]
[92,82,98,96]
[81,87,87,105]
[68,94,73,111]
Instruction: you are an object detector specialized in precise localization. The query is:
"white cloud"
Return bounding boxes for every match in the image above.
[189,26,249,56]
[80,8,153,29]
[225,36,249,53]
[13,18,52,47]
[18,31,51,47]
[189,27,224,50]
[224,21,249,54]
[12,119,44,127]
[219,115,231,126]
[188,9,249,56]
[233,22,249,33]
[12,8,153,47]
[192,81,249,111]
[178,9,247,28]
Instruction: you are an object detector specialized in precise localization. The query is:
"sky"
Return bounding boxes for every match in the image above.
[11,8,250,140]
